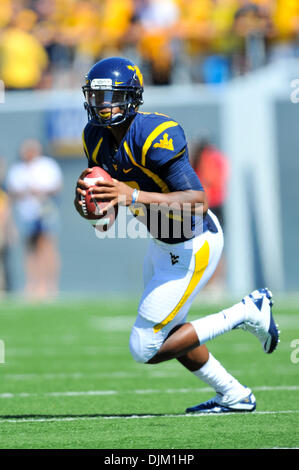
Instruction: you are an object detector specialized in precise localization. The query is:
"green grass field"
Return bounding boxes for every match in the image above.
[0,295,298,449]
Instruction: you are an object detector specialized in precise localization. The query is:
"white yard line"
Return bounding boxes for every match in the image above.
[1,370,180,380]
[0,410,298,424]
[0,385,298,399]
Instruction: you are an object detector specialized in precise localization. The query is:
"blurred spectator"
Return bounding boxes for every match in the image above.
[6,139,63,300]
[191,136,230,293]
[231,1,274,74]
[270,0,299,62]
[172,0,237,84]
[0,7,49,90]
[0,0,298,88]
[0,157,16,295]
[273,0,299,41]
[125,0,180,84]
[192,136,229,228]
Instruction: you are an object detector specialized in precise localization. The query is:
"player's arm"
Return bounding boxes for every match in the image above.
[90,154,208,214]
[81,122,208,213]
[135,188,208,213]
[136,152,207,211]
[89,180,206,210]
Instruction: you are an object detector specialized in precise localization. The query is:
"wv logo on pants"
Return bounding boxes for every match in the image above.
[170,252,179,265]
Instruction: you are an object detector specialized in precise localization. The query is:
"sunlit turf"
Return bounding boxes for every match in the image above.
[0,295,298,449]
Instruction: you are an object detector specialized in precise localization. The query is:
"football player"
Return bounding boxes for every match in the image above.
[74,57,279,413]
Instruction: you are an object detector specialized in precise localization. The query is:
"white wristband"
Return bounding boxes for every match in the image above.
[131,189,139,205]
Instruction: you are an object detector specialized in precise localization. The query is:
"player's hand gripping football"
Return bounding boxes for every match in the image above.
[89,179,134,210]
[74,168,94,218]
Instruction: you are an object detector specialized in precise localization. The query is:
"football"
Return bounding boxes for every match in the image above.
[81,166,118,232]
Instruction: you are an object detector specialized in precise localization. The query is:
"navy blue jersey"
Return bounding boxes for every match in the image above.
[82,112,205,243]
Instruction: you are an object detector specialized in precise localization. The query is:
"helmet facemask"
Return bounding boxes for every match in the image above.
[83,86,143,127]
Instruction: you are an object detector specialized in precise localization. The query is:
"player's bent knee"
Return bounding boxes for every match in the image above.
[129,327,147,363]
[129,325,160,364]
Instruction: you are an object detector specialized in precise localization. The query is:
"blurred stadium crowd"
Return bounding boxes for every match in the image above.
[0,0,298,89]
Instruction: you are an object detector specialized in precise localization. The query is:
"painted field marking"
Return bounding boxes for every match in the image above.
[0,385,298,399]
[0,410,298,424]
[1,370,180,380]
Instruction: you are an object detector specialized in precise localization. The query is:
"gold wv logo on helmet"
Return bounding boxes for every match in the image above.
[127,65,144,87]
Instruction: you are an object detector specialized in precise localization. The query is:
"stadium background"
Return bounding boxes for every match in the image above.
[0,0,299,297]
[0,0,299,452]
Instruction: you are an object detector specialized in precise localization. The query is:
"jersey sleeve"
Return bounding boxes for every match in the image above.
[141,119,204,192]
[159,147,204,192]
[143,121,187,172]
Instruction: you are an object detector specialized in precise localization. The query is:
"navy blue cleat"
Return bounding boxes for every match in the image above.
[186,389,256,414]
[238,288,280,353]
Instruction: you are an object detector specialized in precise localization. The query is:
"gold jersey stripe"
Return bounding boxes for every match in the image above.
[124,141,169,194]
[153,240,210,333]
[170,147,186,160]
[91,137,103,165]
[82,130,89,159]
[141,121,178,166]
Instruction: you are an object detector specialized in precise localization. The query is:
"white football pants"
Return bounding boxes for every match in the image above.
[129,210,224,363]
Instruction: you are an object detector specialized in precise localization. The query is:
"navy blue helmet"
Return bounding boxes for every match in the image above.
[83,57,144,127]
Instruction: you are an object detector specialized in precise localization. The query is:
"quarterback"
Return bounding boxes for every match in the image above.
[74,57,279,413]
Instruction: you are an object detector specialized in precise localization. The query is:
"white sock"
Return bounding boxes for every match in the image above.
[192,353,246,399]
[190,301,246,345]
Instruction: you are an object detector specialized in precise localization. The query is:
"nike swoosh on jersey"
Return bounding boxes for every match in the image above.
[123,168,133,173]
